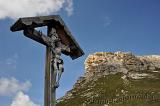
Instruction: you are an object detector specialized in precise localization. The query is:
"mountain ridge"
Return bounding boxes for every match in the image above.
[57,52,160,106]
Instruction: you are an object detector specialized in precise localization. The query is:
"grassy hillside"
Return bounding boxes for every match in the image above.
[57,52,160,106]
[57,72,160,106]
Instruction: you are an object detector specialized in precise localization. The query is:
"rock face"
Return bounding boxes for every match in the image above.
[57,52,160,106]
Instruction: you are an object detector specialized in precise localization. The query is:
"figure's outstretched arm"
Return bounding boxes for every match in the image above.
[61,44,71,53]
[23,28,51,46]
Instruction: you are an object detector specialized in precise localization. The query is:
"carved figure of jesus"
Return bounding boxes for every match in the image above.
[50,28,65,88]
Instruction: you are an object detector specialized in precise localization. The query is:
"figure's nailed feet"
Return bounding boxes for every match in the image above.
[54,82,59,88]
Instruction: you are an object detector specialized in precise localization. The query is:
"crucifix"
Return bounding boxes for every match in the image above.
[10,15,84,106]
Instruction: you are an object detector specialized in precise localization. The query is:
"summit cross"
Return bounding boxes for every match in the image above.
[10,15,84,106]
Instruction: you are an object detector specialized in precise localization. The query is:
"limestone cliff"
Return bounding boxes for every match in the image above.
[57,52,160,106]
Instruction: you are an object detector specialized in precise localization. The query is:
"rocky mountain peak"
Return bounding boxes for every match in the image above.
[57,52,160,106]
[84,51,160,79]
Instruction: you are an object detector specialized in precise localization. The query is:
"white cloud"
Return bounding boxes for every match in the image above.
[65,0,73,16]
[104,16,112,27]
[5,53,18,69]
[0,77,31,96]
[0,0,74,20]
[11,91,40,106]
[0,53,18,70]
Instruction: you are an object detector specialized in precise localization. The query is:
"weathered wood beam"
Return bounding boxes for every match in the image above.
[23,28,51,46]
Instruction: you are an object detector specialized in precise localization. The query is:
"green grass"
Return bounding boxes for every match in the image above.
[57,72,160,106]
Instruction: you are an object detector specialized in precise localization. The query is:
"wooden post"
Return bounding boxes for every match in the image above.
[51,56,56,106]
[48,26,57,106]
[44,46,51,106]
[44,27,52,106]
[44,26,57,106]
[50,56,56,106]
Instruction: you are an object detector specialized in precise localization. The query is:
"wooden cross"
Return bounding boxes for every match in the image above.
[10,15,84,106]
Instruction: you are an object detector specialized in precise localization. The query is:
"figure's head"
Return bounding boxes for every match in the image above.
[50,28,56,35]
[50,28,59,40]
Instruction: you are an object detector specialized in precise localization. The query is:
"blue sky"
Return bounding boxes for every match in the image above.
[0,0,160,106]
